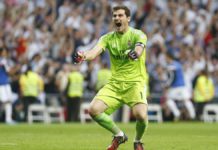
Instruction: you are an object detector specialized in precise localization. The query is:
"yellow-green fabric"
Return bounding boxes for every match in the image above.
[67,71,84,98]
[194,75,215,102]
[95,80,147,115]
[96,69,111,91]
[145,71,150,97]
[19,71,44,97]
[92,113,121,135]
[96,27,147,82]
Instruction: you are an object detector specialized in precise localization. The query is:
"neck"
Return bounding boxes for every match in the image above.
[116,27,129,34]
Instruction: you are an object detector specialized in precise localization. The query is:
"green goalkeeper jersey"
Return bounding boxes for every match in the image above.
[97,27,147,82]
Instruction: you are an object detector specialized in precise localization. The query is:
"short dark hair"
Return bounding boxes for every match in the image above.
[112,5,131,17]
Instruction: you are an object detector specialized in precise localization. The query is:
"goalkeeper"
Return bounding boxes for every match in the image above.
[74,5,148,150]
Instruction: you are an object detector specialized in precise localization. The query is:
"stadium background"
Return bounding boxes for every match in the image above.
[0,0,218,122]
[0,0,218,120]
[0,1,218,150]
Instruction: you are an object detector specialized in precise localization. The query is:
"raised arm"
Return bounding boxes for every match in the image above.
[83,45,104,61]
[128,43,145,60]
[73,45,104,64]
[128,30,147,60]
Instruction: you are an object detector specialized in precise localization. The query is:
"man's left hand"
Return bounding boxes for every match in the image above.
[128,50,138,60]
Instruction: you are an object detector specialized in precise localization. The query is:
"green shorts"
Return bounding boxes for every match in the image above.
[94,80,147,115]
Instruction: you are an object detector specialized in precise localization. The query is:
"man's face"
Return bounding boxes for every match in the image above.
[112,9,130,33]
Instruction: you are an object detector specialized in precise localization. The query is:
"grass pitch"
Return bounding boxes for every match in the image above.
[0,122,217,150]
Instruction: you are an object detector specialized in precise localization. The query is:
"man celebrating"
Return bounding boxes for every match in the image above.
[74,6,148,150]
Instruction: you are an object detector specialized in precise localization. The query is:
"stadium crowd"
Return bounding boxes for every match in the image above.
[0,0,218,123]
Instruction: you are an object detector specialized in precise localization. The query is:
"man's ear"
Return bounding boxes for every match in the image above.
[127,16,130,22]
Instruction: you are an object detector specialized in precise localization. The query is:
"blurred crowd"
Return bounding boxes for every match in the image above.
[0,0,218,122]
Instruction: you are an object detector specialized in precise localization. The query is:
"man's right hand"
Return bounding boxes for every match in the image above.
[73,51,85,64]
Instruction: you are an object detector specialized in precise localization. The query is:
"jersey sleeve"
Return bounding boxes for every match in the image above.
[96,34,108,51]
[134,30,147,46]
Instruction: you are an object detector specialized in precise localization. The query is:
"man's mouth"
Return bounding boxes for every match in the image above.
[115,22,122,27]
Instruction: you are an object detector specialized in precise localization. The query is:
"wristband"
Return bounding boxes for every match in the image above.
[135,42,145,49]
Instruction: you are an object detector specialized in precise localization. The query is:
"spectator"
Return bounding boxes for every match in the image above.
[19,65,44,121]
[65,65,84,122]
[55,63,71,102]
[193,68,215,120]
